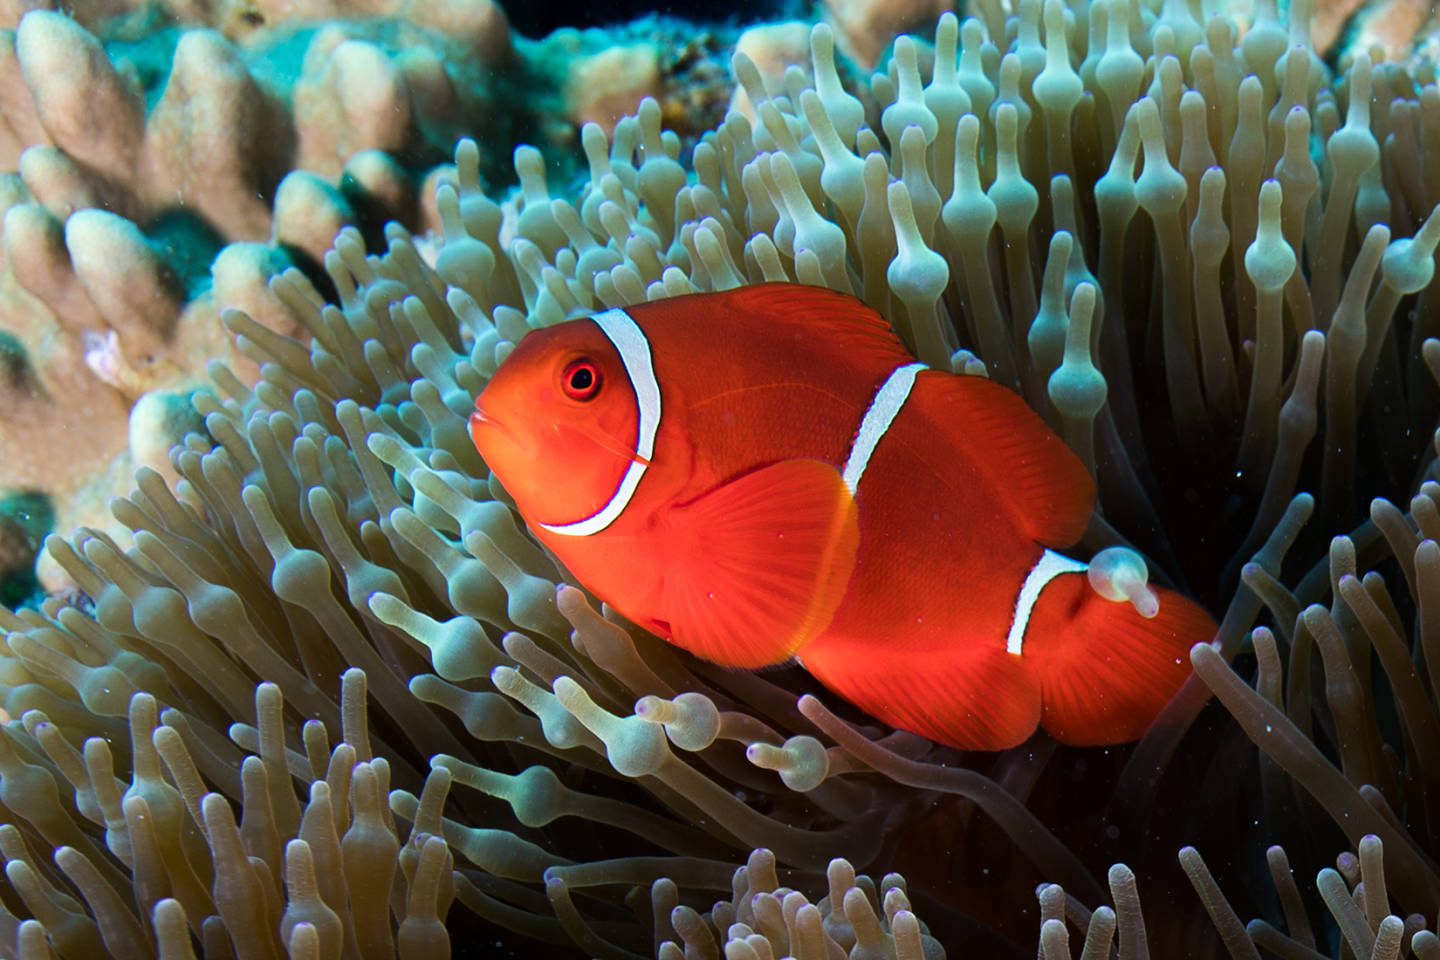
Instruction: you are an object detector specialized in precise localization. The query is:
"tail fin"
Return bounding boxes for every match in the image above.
[1020,574,1215,746]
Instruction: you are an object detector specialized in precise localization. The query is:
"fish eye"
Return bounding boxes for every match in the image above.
[561,358,602,401]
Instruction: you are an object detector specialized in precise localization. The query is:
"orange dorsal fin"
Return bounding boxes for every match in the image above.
[916,373,1095,547]
[1021,575,1213,745]
[716,283,915,362]
[657,458,859,669]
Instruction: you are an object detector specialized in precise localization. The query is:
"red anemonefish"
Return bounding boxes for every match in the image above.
[469,283,1216,751]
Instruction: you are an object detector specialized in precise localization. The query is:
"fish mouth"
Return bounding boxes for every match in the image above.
[469,406,512,452]
[470,405,502,430]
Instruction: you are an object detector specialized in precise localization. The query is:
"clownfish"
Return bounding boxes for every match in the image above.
[469,284,1214,751]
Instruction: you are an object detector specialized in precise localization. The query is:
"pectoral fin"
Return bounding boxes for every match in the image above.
[658,459,859,668]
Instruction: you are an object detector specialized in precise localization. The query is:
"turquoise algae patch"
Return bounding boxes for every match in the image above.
[0,490,52,607]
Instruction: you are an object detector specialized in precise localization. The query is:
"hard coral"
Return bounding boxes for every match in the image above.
[1,0,1440,958]
[0,0,513,585]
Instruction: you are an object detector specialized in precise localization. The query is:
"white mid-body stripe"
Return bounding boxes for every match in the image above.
[842,362,927,494]
[541,308,661,537]
[1006,549,1088,656]
[840,362,1091,658]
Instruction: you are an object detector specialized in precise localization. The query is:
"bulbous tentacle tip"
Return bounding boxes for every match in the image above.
[1087,546,1159,618]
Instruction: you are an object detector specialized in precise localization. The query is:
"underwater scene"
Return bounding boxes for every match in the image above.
[2,0,1440,956]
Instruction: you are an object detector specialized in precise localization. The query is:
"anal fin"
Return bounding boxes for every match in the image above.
[800,634,1044,751]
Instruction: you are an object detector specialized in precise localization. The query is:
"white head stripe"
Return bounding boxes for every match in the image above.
[842,362,926,494]
[1006,549,1089,656]
[540,308,661,537]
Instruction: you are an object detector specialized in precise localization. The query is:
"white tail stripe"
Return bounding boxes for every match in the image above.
[1006,549,1088,656]
[842,362,927,494]
[541,309,661,537]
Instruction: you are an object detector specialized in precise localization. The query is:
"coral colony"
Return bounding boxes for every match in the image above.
[1,0,1440,957]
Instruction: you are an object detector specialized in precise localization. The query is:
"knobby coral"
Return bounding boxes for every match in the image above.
[0,0,515,586]
[2,0,1440,957]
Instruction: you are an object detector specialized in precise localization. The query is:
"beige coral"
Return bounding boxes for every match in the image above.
[822,0,950,69]
[729,21,814,120]
[0,3,519,574]
[564,42,664,134]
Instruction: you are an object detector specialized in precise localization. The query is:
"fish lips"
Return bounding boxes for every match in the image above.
[468,404,508,455]
[470,403,541,469]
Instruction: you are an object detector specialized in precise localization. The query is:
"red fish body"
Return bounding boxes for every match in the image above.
[470,283,1214,751]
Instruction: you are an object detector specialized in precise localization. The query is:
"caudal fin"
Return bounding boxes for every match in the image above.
[1020,574,1215,746]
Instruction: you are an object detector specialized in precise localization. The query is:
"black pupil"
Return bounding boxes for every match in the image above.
[571,367,594,391]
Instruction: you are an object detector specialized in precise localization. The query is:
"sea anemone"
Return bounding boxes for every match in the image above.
[2,0,1440,957]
